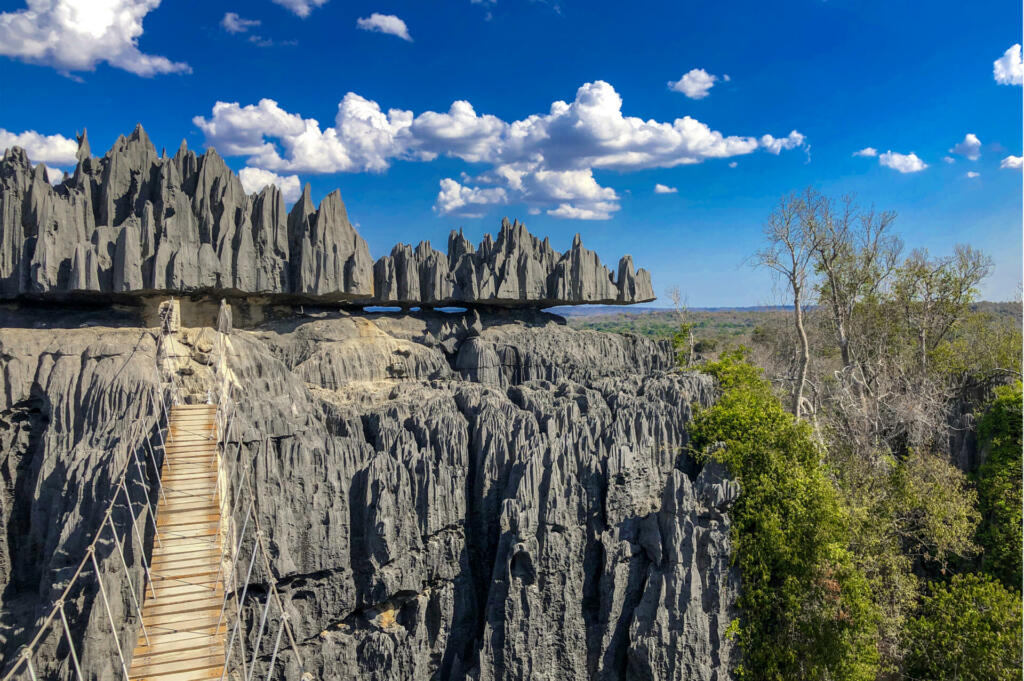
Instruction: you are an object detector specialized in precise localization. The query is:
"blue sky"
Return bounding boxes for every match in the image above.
[1,0,1021,305]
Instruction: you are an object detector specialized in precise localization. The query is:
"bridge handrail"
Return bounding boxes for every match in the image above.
[2,300,311,680]
[0,326,170,681]
[212,302,310,678]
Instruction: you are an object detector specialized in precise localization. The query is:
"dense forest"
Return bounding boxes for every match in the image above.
[576,189,1023,681]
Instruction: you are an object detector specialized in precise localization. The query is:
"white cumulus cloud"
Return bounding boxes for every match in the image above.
[0,0,190,76]
[221,12,260,34]
[878,151,928,173]
[271,0,328,18]
[950,133,982,160]
[654,183,677,194]
[238,167,301,203]
[435,179,508,218]
[994,44,1023,85]
[547,202,619,220]
[356,13,412,41]
[43,165,65,184]
[0,128,78,165]
[760,131,805,154]
[966,171,980,178]
[668,68,722,99]
[853,147,878,157]
[1000,155,1023,170]
[194,80,805,219]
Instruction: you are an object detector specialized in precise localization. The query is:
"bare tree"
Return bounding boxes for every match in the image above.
[667,285,695,366]
[809,193,901,371]
[752,190,820,419]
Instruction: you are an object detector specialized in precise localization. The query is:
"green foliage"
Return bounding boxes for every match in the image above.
[691,350,880,681]
[889,449,980,568]
[672,321,694,365]
[694,337,718,353]
[930,310,1023,383]
[905,572,1023,681]
[975,381,1023,590]
[826,444,979,673]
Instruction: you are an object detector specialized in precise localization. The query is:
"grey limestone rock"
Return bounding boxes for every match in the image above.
[373,219,655,307]
[0,304,737,680]
[210,308,736,680]
[0,126,373,301]
[2,128,655,307]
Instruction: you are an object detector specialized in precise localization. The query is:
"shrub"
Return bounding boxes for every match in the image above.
[691,350,880,681]
[905,572,1023,681]
[975,381,1023,590]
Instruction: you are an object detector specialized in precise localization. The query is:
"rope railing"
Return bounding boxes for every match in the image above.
[2,299,310,680]
[211,301,310,680]
[0,324,173,681]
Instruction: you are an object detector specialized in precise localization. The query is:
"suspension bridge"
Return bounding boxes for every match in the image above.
[0,300,308,681]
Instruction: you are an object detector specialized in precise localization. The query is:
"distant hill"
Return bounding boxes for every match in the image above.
[549,304,790,317]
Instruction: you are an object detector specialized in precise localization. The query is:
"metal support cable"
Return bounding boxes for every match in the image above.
[21,654,36,681]
[220,536,260,681]
[123,485,158,601]
[144,439,167,505]
[212,311,308,679]
[107,515,150,647]
[0,321,169,681]
[131,446,161,547]
[59,604,84,681]
[216,496,255,631]
[90,549,131,681]
[265,620,286,681]
[122,477,158,602]
[246,590,273,681]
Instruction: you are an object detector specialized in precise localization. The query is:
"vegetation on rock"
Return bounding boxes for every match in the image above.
[691,351,880,681]
[669,187,1023,681]
[904,573,1023,681]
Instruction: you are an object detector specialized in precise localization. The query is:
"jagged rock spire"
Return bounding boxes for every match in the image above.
[0,125,655,307]
[75,128,90,163]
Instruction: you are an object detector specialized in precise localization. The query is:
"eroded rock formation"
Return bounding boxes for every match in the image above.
[0,305,736,681]
[373,223,654,307]
[0,127,372,301]
[0,128,654,307]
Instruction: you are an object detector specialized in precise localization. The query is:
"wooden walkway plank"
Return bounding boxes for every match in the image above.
[129,404,227,681]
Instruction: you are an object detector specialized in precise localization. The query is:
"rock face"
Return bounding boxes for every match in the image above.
[0,307,163,681]
[0,305,736,680]
[0,127,655,307]
[0,126,374,301]
[373,223,655,307]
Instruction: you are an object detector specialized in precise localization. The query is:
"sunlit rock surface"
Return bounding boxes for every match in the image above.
[0,305,735,680]
[0,128,654,307]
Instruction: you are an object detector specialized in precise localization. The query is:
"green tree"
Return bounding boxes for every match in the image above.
[826,444,980,674]
[975,381,1023,590]
[691,350,880,681]
[891,245,993,371]
[905,572,1023,681]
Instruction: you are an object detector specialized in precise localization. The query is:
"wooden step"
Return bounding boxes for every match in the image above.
[148,583,222,601]
[142,596,225,617]
[130,406,226,680]
[134,632,226,658]
[134,627,226,654]
[132,644,226,669]
[129,654,224,679]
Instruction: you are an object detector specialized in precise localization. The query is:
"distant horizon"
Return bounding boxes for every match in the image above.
[552,300,1024,315]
